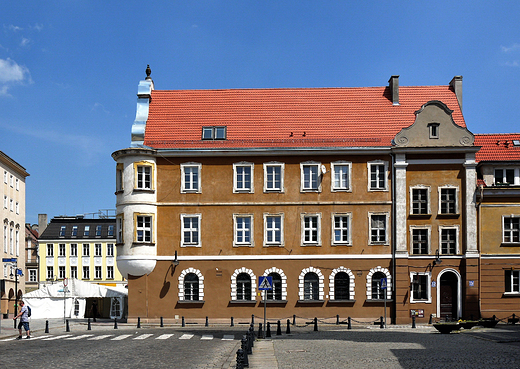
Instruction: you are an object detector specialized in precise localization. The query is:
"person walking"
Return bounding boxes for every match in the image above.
[13,300,31,339]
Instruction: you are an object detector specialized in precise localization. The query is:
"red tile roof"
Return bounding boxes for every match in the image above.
[144,85,465,149]
[475,134,520,162]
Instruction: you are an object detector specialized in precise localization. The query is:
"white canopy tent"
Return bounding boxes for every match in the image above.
[23,279,127,319]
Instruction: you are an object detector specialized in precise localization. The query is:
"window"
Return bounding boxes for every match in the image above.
[301,214,321,246]
[3,195,7,209]
[70,244,78,257]
[95,266,102,279]
[331,162,351,191]
[84,226,90,237]
[74,299,80,316]
[136,215,153,243]
[136,165,152,190]
[95,244,102,256]
[439,187,458,214]
[59,266,66,279]
[15,178,19,191]
[47,244,54,257]
[202,126,226,140]
[234,215,253,247]
[116,163,124,192]
[107,244,114,257]
[330,267,355,301]
[111,298,122,318]
[303,273,320,300]
[9,228,13,254]
[367,267,391,301]
[264,214,283,246]
[411,187,430,215]
[184,273,200,301]
[236,273,252,301]
[233,163,253,193]
[411,228,429,255]
[428,123,440,139]
[108,225,114,237]
[96,225,102,237]
[70,266,78,279]
[60,226,66,237]
[9,199,13,212]
[47,266,54,280]
[369,213,388,244]
[264,163,284,192]
[107,266,114,280]
[494,168,516,185]
[505,270,520,294]
[29,269,37,282]
[503,217,520,243]
[15,202,19,215]
[9,174,13,187]
[181,163,201,193]
[3,264,7,278]
[266,273,282,301]
[181,214,201,247]
[83,244,90,256]
[301,162,321,192]
[3,171,6,183]
[440,227,458,254]
[411,273,431,303]
[368,161,388,191]
[72,226,78,237]
[116,216,123,244]
[3,225,6,253]
[371,272,386,299]
[332,214,351,245]
[82,266,90,279]
[59,243,66,257]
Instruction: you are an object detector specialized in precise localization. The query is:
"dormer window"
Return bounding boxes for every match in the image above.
[428,123,440,139]
[202,126,226,140]
[494,168,516,186]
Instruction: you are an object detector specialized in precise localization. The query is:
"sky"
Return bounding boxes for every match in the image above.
[1,1,519,225]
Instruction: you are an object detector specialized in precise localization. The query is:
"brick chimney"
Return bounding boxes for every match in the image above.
[38,214,48,235]
[449,76,463,111]
[388,75,400,106]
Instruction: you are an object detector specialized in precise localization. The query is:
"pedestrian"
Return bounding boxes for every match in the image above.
[13,300,31,339]
[90,300,98,322]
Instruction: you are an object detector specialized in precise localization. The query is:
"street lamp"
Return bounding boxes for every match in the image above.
[10,266,23,329]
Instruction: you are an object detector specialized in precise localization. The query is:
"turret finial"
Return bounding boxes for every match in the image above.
[145,65,152,80]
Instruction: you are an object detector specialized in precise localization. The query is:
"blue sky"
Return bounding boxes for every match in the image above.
[1,1,519,225]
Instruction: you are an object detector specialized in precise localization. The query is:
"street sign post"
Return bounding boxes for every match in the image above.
[381,277,387,328]
[258,276,273,338]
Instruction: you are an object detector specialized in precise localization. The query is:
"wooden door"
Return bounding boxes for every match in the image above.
[440,272,457,321]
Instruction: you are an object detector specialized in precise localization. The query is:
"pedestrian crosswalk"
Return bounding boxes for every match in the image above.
[0,332,239,342]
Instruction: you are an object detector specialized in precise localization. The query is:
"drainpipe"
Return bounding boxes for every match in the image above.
[391,153,397,325]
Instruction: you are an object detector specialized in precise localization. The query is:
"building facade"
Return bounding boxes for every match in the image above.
[0,151,29,317]
[113,69,493,324]
[38,215,125,289]
[25,223,39,293]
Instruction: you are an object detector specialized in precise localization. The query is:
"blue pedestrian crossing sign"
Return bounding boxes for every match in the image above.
[380,277,387,290]
[258,276,273,290]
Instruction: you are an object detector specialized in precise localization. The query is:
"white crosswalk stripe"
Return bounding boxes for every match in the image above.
[88,334,113,340]
[1,332,238,342]
[222,335,235,341]
[201,335,213,340]
[25,335,51,340]
[66,334,94,340]
[156,334,174,340]
[42,334,73,341]
[179,334,194,340]
[111,334,132,340]
[134,334,153,340]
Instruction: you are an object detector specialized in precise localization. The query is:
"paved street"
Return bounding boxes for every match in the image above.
[1,319,520,368]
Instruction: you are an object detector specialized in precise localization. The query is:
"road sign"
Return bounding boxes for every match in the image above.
[380,277,387,290]
[2,258,16,263]
[258,276,273,290]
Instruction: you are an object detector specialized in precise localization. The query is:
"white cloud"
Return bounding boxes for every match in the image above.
[501,43,520,53]
[91,102,110,114]
[31,23,43,32]
[20,37,30,47]
[6,24,23,32]
[504,61,520,67]
[0,58,31,96]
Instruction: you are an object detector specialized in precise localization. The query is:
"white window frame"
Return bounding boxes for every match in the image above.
[410,226,431,255]
[298,267,324,301]
[107,243,114,257]
[3,196,7,209]
[331,213,352,246]
[263,213,284,247]
[233,214,254,247]
[83,243,90,256]
[15,178,19,191]
[410,185,431,215]
[135,214,154,243]
[82,266,90,280]
[178,268,205,301]
[181,162,201,193]
[59,226,66,237]
[263,162,284,193]
[438,185,459,215]
[368,213,389,245]
[29,269,37,282]
[95,243,102,256]
[367,161,389,191]
[181,214,201,247]
[70,266,78,279]
[329,267,355,300]
[494,167,520,186]
[331,161,352,192]
[95,266,102,279]
[503,216,520,244]
[300,162,321,192]
[230,267,256,301]
[366,266,392,300]
[47,266,54,281]
[505,270,520,294]
[3,171,6,184]
[410,272,432,303]
[58,266,66,280]
[135,164,153,190]
[116,215,124,244]
[47,243,54,257]
[70,244,78,257]
[15,202,19,215]
[59,243,66,257]
[439,225,459,255]
[301,213,322,246]
[116,163,124,192]
[107,266,114,280]
[233,162,254,193]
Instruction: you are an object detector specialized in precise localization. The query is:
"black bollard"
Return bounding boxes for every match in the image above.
[241,336,249,368]
[266,322,272,338]
[236,348,244,369]
[336,314,340,325]
[45,320,49,333]
[293,314,296,325]
[258,323,264,339]
[412,316,416,328]
[137,317,141,328]
[286,319,291,334]
[251,314,254,325]
[348,316,352,330]
[493,315,497,321]
[66,320,70,332]
[231,317,234,327]
[247,326,254,352]
[277,320,282,336]
[428,314,433,325]
[87,318,91,331]
[160,316,164,327]
[380,316,384,329]
[182,316,185,327]
[205,316,209,327]
[314,317,318,332]
[114,318,118,329]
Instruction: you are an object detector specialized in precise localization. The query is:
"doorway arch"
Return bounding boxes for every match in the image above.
[436,269,461,321]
